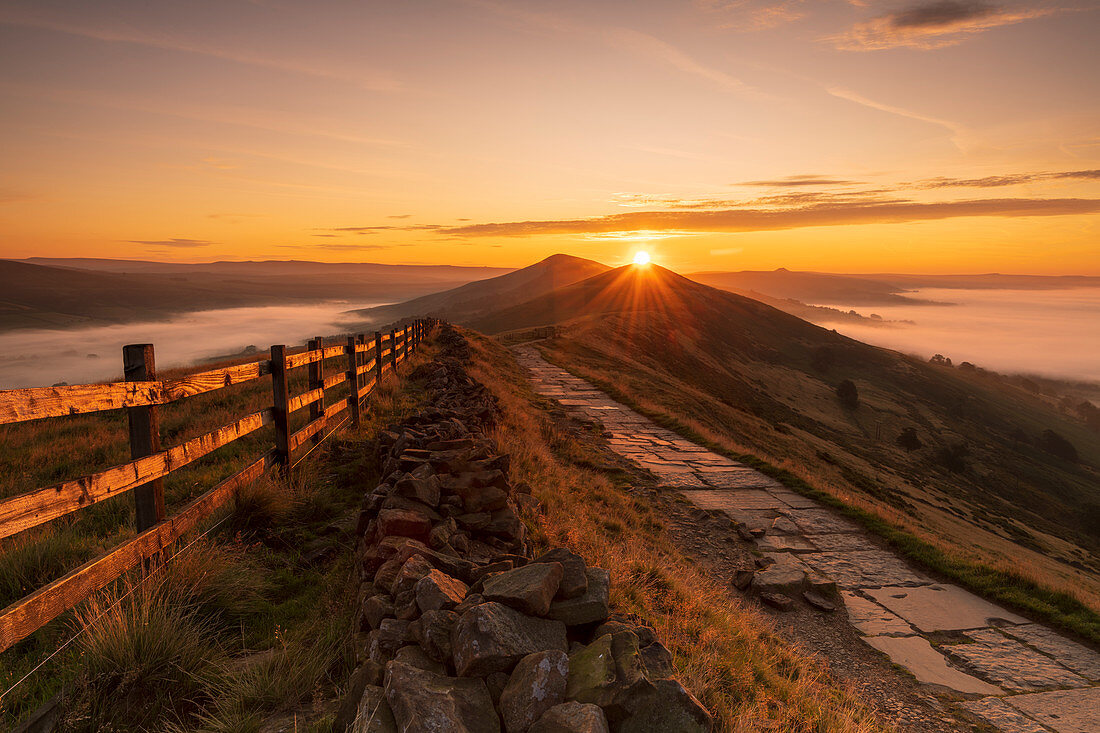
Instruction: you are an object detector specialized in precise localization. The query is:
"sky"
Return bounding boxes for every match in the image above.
[0,0,1098,273]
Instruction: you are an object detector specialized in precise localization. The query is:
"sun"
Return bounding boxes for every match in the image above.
[633,251,651,266]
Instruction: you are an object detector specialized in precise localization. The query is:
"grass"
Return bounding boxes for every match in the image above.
[534,341,1100,647]
[464,330,887,732]
[0,338,439,730]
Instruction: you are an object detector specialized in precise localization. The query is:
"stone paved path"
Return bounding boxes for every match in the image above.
[514,345,1100,733]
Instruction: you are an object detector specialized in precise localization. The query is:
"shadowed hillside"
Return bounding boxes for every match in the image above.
[475,263,1100,629]
[348,253,609,327]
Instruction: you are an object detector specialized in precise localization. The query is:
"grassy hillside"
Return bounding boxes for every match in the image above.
[476,265,1100,634]
[348,253,609,327]
[0,259,504,333]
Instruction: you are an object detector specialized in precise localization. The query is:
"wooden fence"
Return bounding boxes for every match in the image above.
[0,319,432,654]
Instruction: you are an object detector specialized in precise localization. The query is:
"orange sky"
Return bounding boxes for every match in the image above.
[0,0,1098,273]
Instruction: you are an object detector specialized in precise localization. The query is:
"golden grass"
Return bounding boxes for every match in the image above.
[464,331,887,733]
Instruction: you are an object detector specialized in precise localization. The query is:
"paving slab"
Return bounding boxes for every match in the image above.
[680,490,786,511]
[962,698,1049,733]
[785,508,862,534]
[756,534,819,552]
[806,533,879,551]
[803,550,930,589]
[1001,624,1100,681]
[841,592,916,637]
[866,584,1028,632]
[1006,687,1100,733]
[863,635,1002,695]
[701,470,783,490]
[946,629,1089,692]
[765,491,820,508]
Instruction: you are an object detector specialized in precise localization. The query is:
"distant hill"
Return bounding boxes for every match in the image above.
[348,253,610,327]
[0,259,510,333]
[478,263,1100,608]
[689,268,1100,307]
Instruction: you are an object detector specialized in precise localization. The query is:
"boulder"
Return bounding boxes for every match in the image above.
[378,508,432,542]
[368,619,411,665]
[528,702,609,733]
[760,592,794,611]
[384,661,501,733]
[395,473,442,507]
[350,684,398,733]
[394,644,447,675]
[362,594,395,631]
[499,650,569,733]
[532,549,587,599]
[640,642,675,680]
[451,603,567,677]
[391,555,436,597]
[617,679,713,733]
[802,590,837,612]
[482,562,563,616]
[730,569,754,591]
[545,568,609,626]
[412,609,459,664]
[566,632,653,723]
[416,569,468,613]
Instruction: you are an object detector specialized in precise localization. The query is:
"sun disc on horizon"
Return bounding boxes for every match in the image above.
[633,251,651,266]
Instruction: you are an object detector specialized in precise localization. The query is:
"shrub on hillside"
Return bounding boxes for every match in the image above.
[896,427,922,453]
[1040,429,1078,462]
[935,442,970,473]
[836,379,859,409]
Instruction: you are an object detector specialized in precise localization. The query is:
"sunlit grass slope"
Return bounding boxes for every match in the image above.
[473,264,1100,641]
[465,330,885,732]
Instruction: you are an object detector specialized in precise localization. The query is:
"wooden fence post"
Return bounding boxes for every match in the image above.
[346,334,360,428]
[374,331,384,386]
[308,337,325,447]
[123,344,165,533]
[390,329,398,371]
[270,345,291,471]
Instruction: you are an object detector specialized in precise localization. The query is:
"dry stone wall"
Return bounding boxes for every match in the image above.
[334,325,713,733]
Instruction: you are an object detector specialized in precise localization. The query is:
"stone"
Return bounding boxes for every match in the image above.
[752,554,808,595]
[945,629,1087,691]
[416,569,468,613]
[546,568,610,626]
[384,661,501,733]
[528,702,609,733]
[730,569,754,591]
[483,563,564,616]
[863,635,1001,695]
[412,609,459,664]
[566,633,653,723]
[802,551,929,589]
[617,679,713,733]
[760,592,794,611]
[471,560,515,582]
[865,584,1028,632]
[391,555,436,597]
[640,642,675,679]
[1006,687,1100,733]
[803,591,836,612]
[350,684,398,733]
[363,595,395,631]
[368,619,411,665]
[394,644,447,675]
[378,508,432,542]
[963,697,1049,733]
[532,548,588,599]
[395,473,442,507]
[452,483,509,513]
[1000,624,1100,681]
[451,602,568,677]
[840,592,913,637]
[499,650,569,733]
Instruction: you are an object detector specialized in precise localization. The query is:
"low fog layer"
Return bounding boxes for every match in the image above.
[0,301,385,389]
[815,288,1100,382]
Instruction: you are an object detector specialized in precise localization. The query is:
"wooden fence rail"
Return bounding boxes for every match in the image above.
[0,318,434,654]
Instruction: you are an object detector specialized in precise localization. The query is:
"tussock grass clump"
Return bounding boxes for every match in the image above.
[465,332,885,733]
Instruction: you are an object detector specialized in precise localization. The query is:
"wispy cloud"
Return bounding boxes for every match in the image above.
[0,8,400,91]
[832,1,1057,50]
[606,29,750,93]
[826,85,969,149]
[913,169,1100,187]
[696,0,809,31]
[736,174,861,187]
[125,238,216,248]
[436,198,1100,237]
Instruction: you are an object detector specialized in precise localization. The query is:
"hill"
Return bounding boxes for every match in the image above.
[348,253,610,327]
[0,259,509,332]
[477,263,1100,623]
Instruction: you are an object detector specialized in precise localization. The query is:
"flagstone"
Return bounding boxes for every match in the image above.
[866,585,1028,632]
